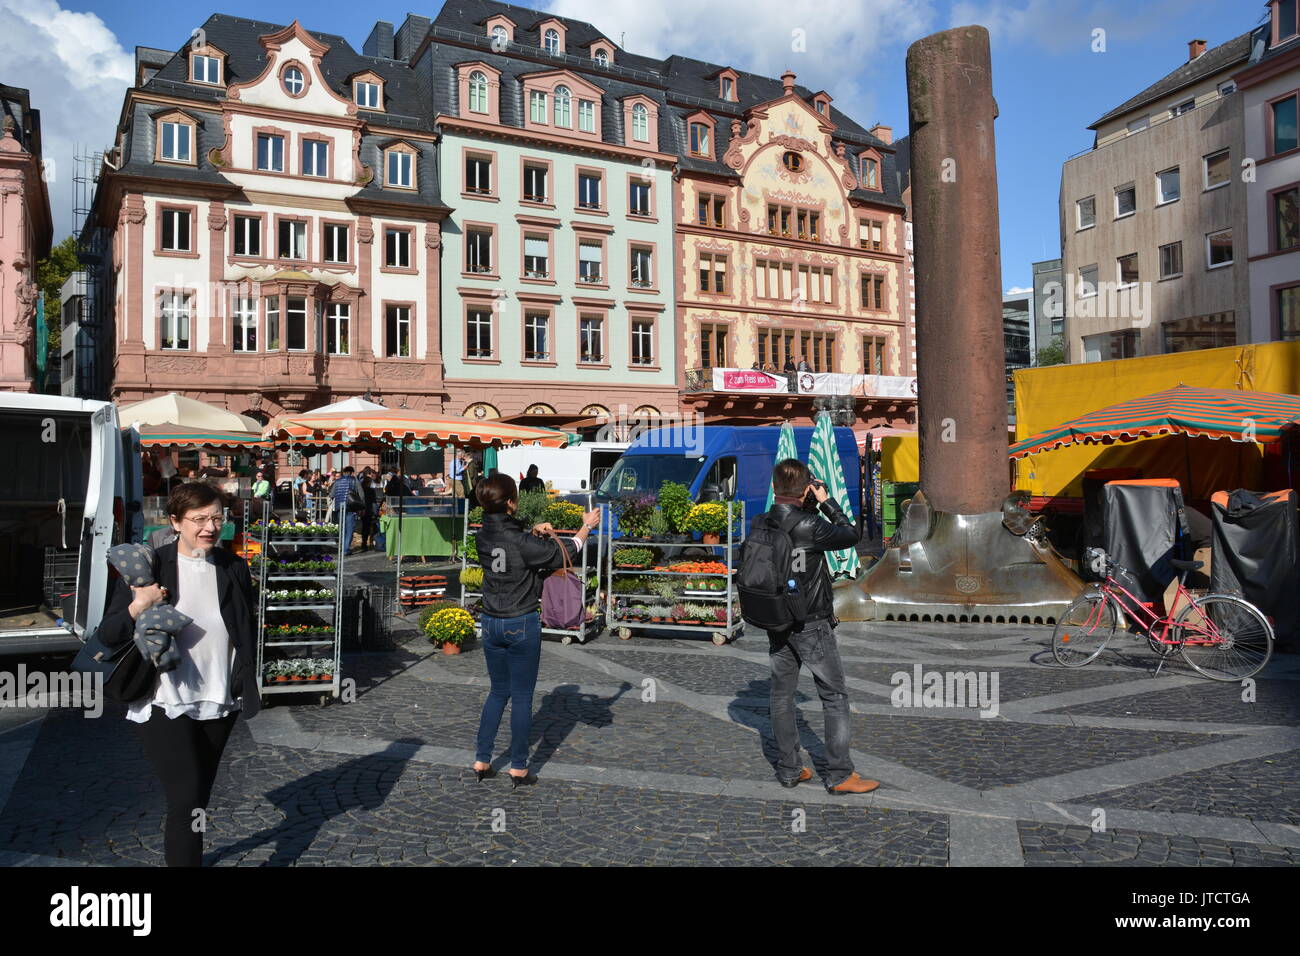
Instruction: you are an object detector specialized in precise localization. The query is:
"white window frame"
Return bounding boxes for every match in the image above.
[160,121,191,163]
[523,164,548,202]
[1078,264,1099,298]
[161,208,191,253]
[530,90,547,124]
[1158,241,1183,280]
[523,234,550,278]
[524,311,550,361]
[233,215,260,257]
[279,219,307,260]
[578,99,595,133]
[386,305,411,358]
[232,296,257,352]
[629,180,651,216]
[630,246,653,287]
[385,228,411,269]
[631,103,649,143]
[553,86,572,128]
[578,240,602,283]
[544,29,559,54]
[466,228,493,274]
[1117,252,1140,287]
[354,81,380,109]
[1114,183,1137,219]
[386,150,414,189]
[326,302,350,355]
[631,319,654,366]
[1155,166,1181,206]
[469,71,489,114]
[302,139,329,178]
[285,296,308,351]
[1206,229,1234,270]
[257,133,284,173]
[1076,195,1096,230]
[466,308,493,358]
[1203,149,1230,191]
[159,292,192,350]
[192,54,220,85]
[322,223,349,264]
[282,66,304,96]
[580,314,604,363]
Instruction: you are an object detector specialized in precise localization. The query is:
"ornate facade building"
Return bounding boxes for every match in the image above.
[0,85,53,393]
[90,16,447,423]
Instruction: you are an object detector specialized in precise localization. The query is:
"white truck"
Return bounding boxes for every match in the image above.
[0,395,140,655]
[494,440,628,495]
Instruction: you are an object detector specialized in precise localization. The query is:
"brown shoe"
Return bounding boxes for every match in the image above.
[828,772,879,795]
[778,767,814,789]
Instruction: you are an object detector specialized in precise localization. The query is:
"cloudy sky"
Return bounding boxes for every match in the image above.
[0,0,1265,289]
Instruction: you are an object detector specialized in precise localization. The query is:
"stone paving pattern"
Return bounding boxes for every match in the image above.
[2,611,1298,866]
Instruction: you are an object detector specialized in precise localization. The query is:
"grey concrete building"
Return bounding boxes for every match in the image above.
[1059,35,1251,362]
[1031,257,1063,359]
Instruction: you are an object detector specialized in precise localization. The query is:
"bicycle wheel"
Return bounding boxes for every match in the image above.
[1176,594,1274,682]
[1052,590,1118,667]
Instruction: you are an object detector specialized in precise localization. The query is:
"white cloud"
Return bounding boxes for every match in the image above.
[949,0,1193,54]
[1005,285,1032,295]
[0,0,132,242]
[544,0,937,135]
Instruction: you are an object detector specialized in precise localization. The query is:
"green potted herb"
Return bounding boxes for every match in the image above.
[658,481,694,539]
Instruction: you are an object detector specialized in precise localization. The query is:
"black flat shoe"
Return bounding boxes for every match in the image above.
[508,772,538,789]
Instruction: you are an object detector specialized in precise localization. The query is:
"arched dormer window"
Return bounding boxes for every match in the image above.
[544,29,560,54]
[595,50,608,65]
[469,71,489,113]
[632,103,649,142]
[859,152,881,191]
[717,68,739,103]
[492,25,508,45]
[553,85,572,127]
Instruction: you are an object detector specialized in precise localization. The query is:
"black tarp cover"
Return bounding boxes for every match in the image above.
[1210,489,1299,648]
[1103,479,1185,607]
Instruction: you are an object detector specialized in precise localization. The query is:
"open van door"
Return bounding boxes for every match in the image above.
[0,396,120,654]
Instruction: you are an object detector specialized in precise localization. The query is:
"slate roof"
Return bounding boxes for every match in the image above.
[1089,32,1252,130]
[0,83,41,157]
[1242,19,1300,71]
[123,13,443,207]
[426,0,903,208]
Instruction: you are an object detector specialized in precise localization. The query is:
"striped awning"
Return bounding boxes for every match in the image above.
[133,423,271,450]
[264,410,569,450]
[1009,386,1300,460]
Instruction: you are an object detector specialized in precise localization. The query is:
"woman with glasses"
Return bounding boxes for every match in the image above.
[98,482,260,866]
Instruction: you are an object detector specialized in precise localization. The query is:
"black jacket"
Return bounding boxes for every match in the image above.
[475,512,576,618]
[766,498,860,625]
[98,542,261,719]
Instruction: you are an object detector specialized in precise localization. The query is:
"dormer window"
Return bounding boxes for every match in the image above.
[157,114,195,164]
[816,100,825,114]
[860,153,880,191]
[492,25,509,45]
[812,92,832,115]
[554,86,572,127]
[351,75,379,109]
[385,143,417,189]
[469,71,489,113]
[689,122,711,157]
[282,64,305,97]
[594,49,609,65]
[1276,0,1298,43]
[632,103,649,142]
[721,77,734,100]
[191,51,221,85]
[544,29,560,55]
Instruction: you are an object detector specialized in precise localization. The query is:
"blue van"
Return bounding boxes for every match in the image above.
[594,425,863,536]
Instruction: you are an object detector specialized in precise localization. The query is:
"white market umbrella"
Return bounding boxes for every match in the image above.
[119,392,262,433]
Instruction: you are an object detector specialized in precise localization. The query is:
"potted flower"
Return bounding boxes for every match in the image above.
[467,506,484,527]
[684,502,729,545]
[460,566,484,590]
[713,606,729,623]
[614,546,653,569]
[614,494,657,540]
[647,604,671,623]
[424,606,476,654]
[657,481,695,540]
[671,603,690,624]
[541,500,585,532]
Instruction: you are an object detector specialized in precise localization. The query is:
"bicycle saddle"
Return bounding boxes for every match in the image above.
[1169,558,1203,572]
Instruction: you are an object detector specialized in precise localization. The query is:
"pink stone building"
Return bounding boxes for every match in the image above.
[0,85,53,393]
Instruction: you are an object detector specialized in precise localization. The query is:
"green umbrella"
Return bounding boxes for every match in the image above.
[809,412,861,579]
[764,422,799,513]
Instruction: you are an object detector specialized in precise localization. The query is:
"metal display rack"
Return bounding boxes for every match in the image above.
[458,498,606,645]
[251,499,345,705]
[604,502,746,646]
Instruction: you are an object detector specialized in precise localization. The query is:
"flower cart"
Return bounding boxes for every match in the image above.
[458,496,607,645]
[250,502,345,706]
[604,492,745,646]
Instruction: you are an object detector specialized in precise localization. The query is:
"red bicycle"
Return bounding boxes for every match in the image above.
[1052,548,1274,681]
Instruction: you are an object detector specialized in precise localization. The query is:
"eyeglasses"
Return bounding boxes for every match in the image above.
[181,514,225,528]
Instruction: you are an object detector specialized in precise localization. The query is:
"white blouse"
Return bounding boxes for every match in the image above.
[127,550,239,723]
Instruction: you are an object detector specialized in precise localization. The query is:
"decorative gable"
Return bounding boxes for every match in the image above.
[225,20,354,118]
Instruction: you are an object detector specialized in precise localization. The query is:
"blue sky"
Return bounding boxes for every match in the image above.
[3,0,1271,290]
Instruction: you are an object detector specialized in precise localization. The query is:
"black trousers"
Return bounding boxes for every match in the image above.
[133,710,239,867]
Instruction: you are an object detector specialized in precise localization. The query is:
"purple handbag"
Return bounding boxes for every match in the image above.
[540,533,584,630]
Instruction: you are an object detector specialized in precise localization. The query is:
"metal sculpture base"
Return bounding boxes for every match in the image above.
[835,491,1083,625]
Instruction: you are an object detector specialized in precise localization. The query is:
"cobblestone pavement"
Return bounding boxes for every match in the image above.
[1,617,1298,866]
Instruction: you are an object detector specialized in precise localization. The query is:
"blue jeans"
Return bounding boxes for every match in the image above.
[769,618,854,788]
[475,612,542,770]
[342,508,358,551]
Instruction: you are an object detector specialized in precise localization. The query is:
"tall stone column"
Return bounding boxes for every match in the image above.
[906,26,1007,515]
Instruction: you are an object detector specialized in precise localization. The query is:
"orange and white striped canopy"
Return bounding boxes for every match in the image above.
[263,410,568,450]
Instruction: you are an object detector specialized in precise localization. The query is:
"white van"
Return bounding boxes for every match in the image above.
[0,395,139,655]
[495,441,628,495]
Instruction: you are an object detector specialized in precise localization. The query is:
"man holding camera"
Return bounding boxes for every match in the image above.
[751,458,878,794]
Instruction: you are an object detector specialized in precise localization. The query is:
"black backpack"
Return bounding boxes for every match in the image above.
[737,510,808,632]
